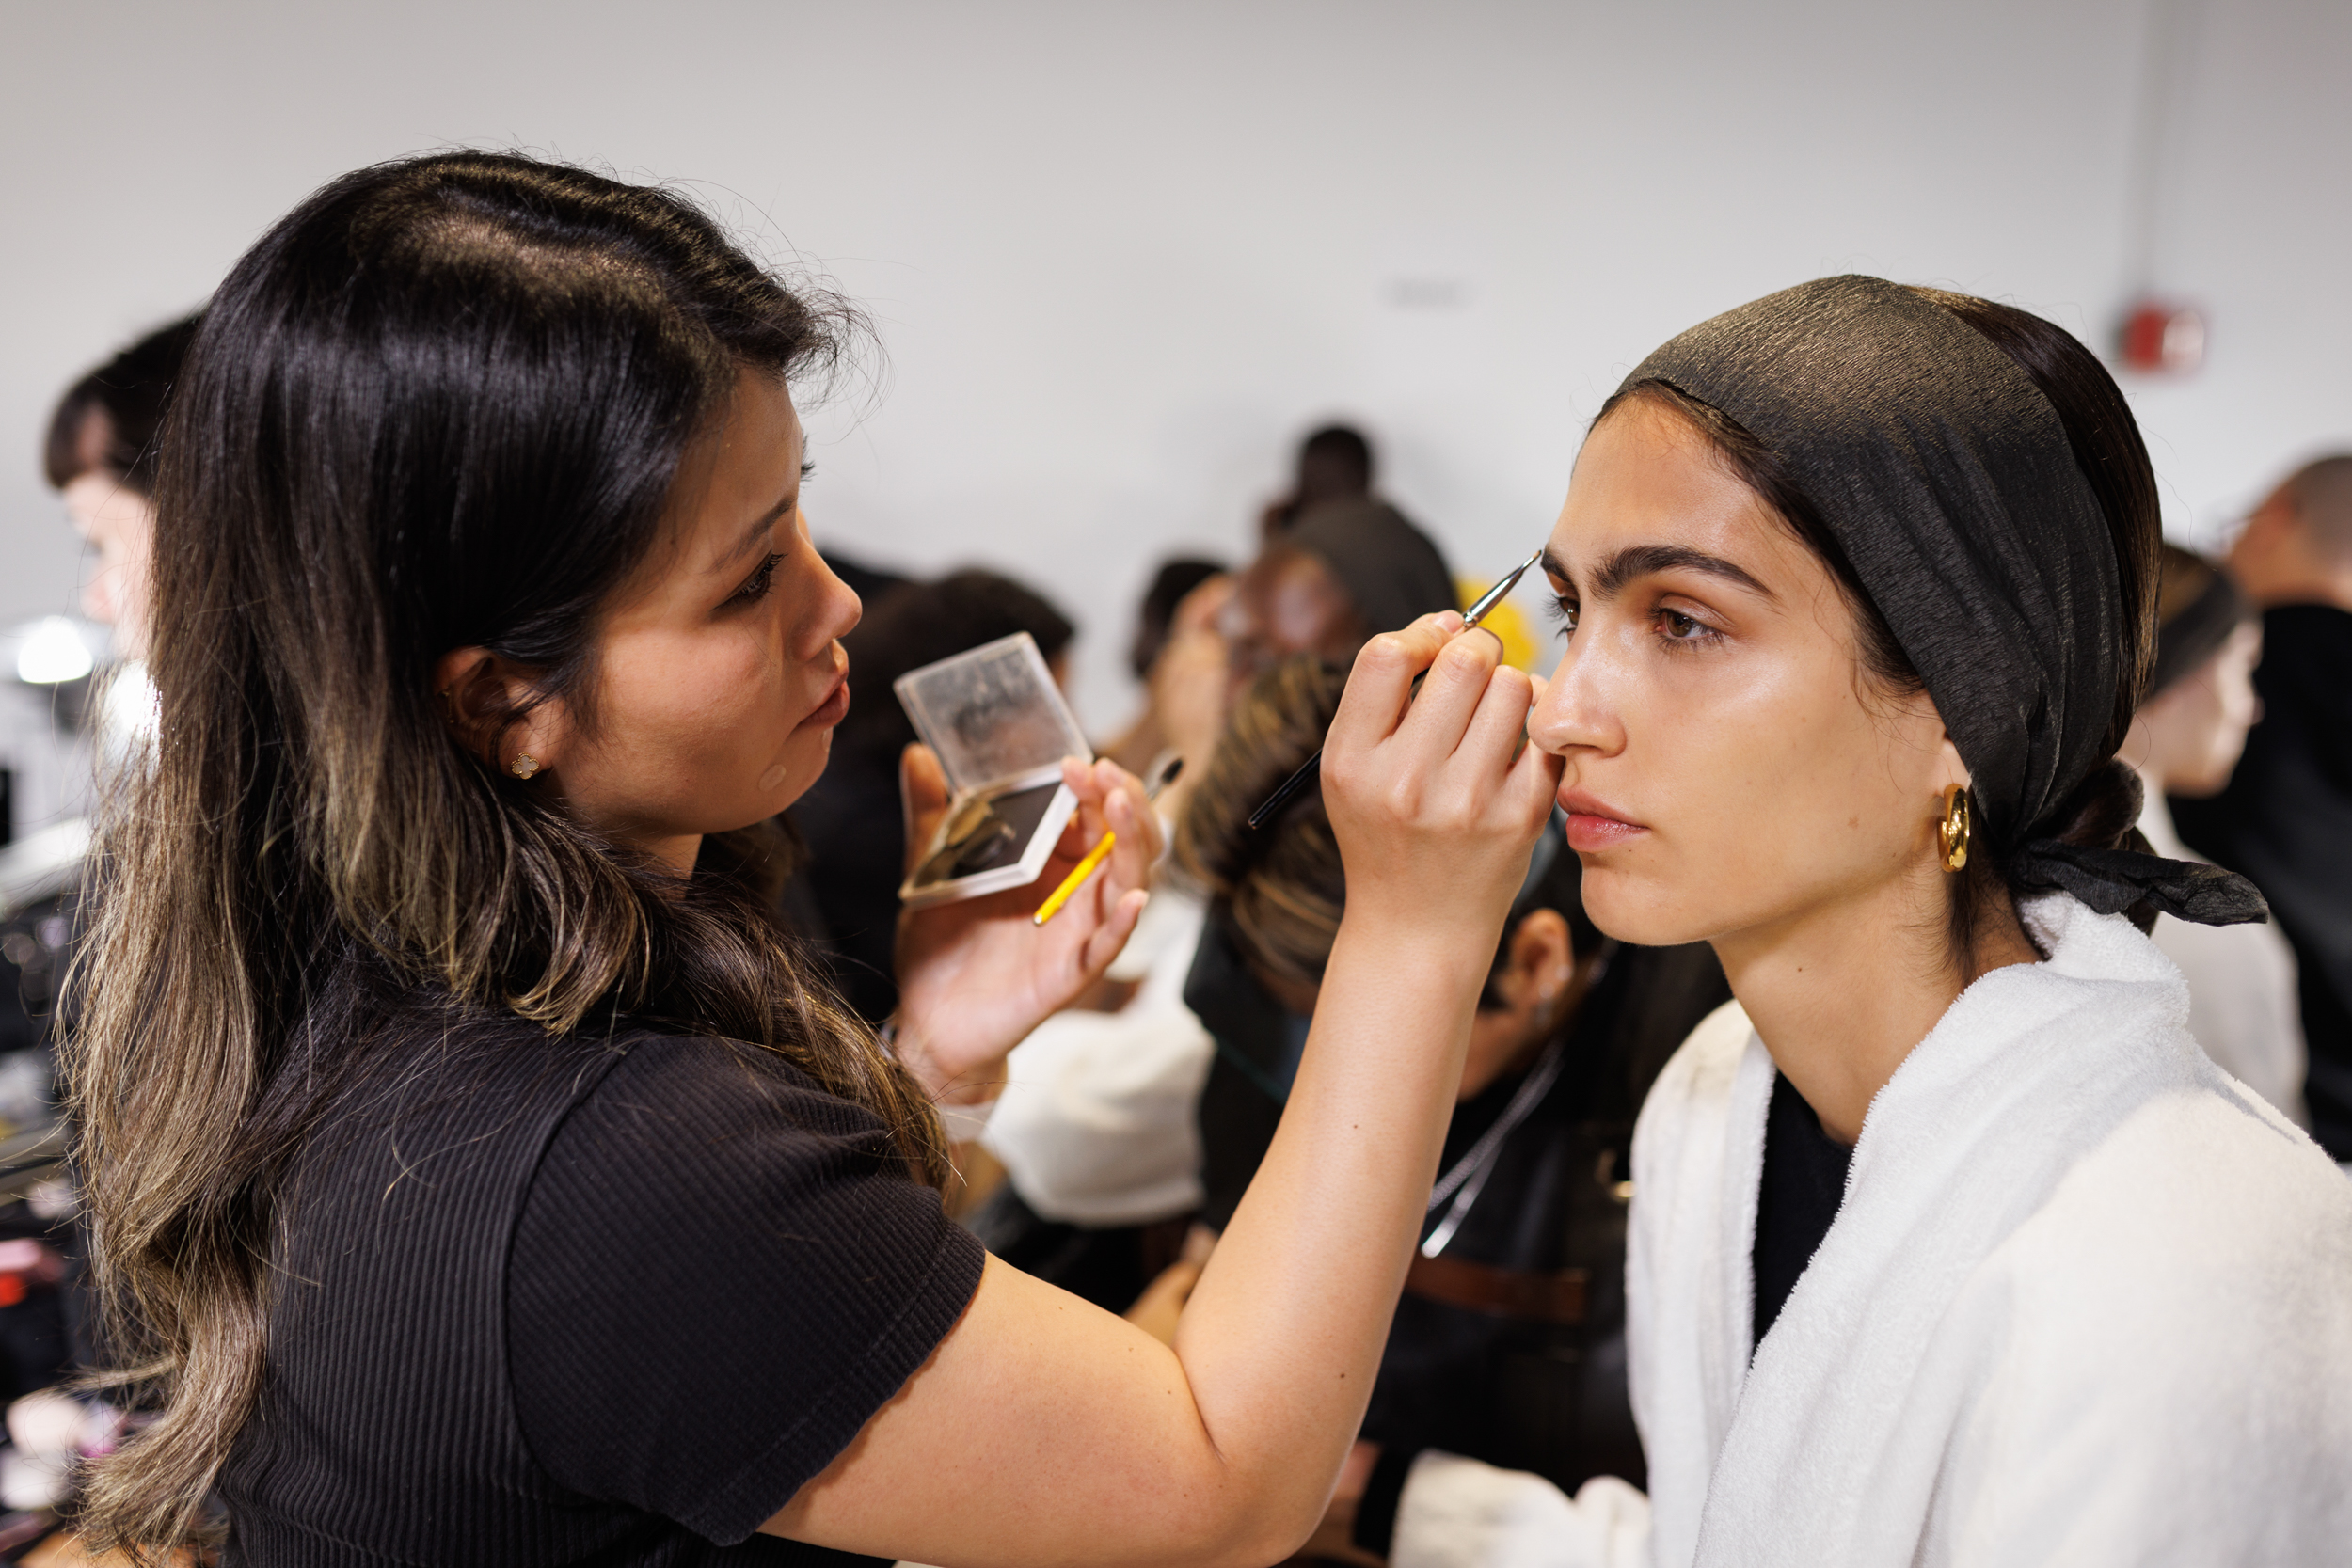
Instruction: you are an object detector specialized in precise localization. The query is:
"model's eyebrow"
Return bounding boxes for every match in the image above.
[717,488,797,572]
[1547,542,1774,602]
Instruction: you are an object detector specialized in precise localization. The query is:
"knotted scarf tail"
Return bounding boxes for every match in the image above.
[2011,840,2270,927]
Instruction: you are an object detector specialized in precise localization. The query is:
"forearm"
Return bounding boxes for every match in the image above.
[1171,911,1492,1540]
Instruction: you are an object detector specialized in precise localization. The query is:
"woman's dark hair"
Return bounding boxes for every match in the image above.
[62,152,944,1552]
[1597,288,2164,955]
[1177,657,1597,997]
[43,313,205,495]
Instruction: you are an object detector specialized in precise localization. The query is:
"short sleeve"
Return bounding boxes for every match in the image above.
[508,1036,985,1544]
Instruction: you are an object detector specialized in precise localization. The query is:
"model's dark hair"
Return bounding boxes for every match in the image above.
[62,151,945,1554]
[1598,287,2164,954]
[43,313,205,495]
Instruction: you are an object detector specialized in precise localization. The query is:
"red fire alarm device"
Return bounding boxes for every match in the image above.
[2117,299,2206,375]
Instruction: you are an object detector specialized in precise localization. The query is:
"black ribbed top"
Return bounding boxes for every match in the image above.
[216,1005,983,1565]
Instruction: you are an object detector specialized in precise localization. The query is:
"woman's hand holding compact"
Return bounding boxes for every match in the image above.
[892,748,1160,1105]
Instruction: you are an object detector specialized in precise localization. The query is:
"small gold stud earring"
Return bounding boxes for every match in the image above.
[511,754,541,781]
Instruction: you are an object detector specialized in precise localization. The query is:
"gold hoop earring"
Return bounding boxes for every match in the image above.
[1936,784,1970,873]
[511,754,541,781]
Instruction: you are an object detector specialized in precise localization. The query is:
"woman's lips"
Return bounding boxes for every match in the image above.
[803,675,850,731]
[1558,788,1647,852]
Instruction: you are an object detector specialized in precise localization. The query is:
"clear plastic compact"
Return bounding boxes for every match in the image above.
[893,631,1092,909]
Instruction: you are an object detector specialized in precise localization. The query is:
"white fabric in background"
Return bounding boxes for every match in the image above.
[1391,893,2352,1568]
[2136,784,2307,1122]
[981,888,1213,1226]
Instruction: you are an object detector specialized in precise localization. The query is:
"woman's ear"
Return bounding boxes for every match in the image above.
[430,646,564,778]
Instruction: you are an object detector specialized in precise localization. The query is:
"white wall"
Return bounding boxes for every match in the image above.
[4,0,2346,731]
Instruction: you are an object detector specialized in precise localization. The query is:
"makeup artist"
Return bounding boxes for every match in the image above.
[62,152,1561,1567]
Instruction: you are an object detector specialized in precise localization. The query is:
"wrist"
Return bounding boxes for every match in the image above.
[886,1015,1007,1107]
[1326,910,1495,998]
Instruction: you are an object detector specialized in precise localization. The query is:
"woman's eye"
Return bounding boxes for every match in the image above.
[1546,597,1580,637]
[730,552,784,605]
[1659,609,1711,642]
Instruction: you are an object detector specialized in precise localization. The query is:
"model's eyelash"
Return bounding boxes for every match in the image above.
[732,551,785,604]
[800,460,816,481]
[1545,595,1579,635]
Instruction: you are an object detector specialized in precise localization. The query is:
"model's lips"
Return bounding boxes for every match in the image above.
[803,673,850,731]
[1557,786,1647,852]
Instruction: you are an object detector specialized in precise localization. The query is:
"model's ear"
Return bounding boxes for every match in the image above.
[430,646,564,780]
[1934,733,1972,798]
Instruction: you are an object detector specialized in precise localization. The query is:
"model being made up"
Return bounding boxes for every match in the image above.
[1384,277,2352,1568]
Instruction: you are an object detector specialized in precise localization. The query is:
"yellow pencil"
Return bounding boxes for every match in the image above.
[1032,755,1184,927]
[1032,832,1117,926]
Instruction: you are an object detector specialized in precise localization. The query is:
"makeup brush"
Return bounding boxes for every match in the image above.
[1032,752,1185,926]
[1246,546,1545,831]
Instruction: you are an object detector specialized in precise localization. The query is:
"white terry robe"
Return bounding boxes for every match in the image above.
[1390,893,2352,1568]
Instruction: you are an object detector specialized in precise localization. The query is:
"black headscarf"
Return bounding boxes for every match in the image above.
[1625,276,2264,927]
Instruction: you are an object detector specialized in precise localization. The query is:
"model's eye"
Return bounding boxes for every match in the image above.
[1546,597,1580,637]
[730,552,784,605]
[1661,610,1706,640]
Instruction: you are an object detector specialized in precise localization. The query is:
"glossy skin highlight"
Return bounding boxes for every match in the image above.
[1527,398,2033,1142]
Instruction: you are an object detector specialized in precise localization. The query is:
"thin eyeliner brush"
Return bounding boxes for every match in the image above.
[1247,546,1546,831]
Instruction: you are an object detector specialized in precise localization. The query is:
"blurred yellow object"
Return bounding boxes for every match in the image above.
[1457,577,1538,671]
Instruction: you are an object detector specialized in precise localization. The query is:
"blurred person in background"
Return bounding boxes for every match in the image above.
[1101,555,1227,784]
[787,567,1073,1023]
[1260,422,1375,540]
[2173,455,2352,1166]
[2124,546,2303,1120]
[1148,657,1728,1564]
[44,315,202,660]
[1126,558,1227,689]
[0,315,206,1530]
[1225,489,1458,698]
